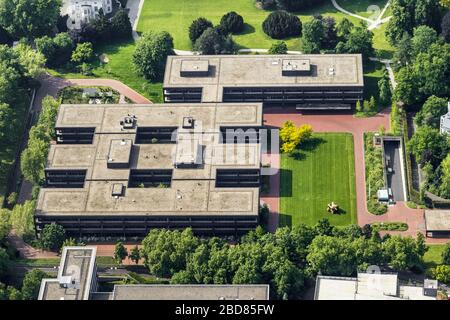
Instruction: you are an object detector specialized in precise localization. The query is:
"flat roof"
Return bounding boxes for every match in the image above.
[36,103,263,218]
[112,284,270,300]
[425,210,450,231]
[315,273,435,300]
[164,54,364,102]
[38,247,96,300]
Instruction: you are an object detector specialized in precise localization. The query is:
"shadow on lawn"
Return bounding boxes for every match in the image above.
[279,214,292,228]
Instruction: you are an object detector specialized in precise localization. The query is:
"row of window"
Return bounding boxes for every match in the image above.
[44,169,262,189]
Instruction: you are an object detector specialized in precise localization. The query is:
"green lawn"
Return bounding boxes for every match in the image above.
[424,245,446,269]
[280,133,357,227]
[137,0,392,53]
[49,40,163,103]
[338,0,388,18]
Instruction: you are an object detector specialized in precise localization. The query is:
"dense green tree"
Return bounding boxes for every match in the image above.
[382,234,427,271]
[301,17,324,53]
[431,265,450,283]
[307,235,357,276]
[21,138,49,185]
[393,67,418,105]
[336,18,353,40]
[414,96,448,128]
[141,228,199,277]
[0,283,22,300]
[129,245,141,264]
[193,27,235,54]
[439,154,450,198]
[322,16,338,50]
[408,125,449,166]
[268,41,288,54]
[393,33,413,67]
[411,25,438,56]
[0,209,10,242]
[21,269,47,300]
[71,42,93,65]
[0,0,62,39]
[189,17,213,44]
[386,0,443,45]
[378,70,392,105]
[412,42,450,99]
[220,12,244,34]
[336,24,374,59]
[314,218,333,236]
[442,242,450,264]
[36,33,74,68]
[89,9,111,43]
[13,43,46,78]
[111,9,133,40]
[133,31,174,81]
[114,242,128,264]
[262,11,302,39]
[40,223,66,251]
[9,201,35,239]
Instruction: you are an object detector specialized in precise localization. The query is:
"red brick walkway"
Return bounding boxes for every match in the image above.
[261,108,444,242]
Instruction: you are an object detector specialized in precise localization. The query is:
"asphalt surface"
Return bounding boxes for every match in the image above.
[384,140,405,201]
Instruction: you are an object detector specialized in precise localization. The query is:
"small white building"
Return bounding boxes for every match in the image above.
[65,0,116,30]
[440,102,450,135]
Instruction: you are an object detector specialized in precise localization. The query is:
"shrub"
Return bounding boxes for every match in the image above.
[71,42,94,65]
[262,11,302,39]
[189,17,213,43]
[193,27,235,55]
[269,41,288,54]
[220,12,244,34]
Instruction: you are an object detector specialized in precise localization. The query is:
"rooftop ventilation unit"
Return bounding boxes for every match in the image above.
[180,60,209,77]
[112,183,125,197]
[282,59,311,76]
[182,117,195,129]
[121,115,136,130]
[59,276,79,290]
[107,139,133,169]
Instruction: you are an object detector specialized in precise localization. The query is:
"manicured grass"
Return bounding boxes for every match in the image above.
[338,0,388,19]
[363,60,385,101]
[424,245,446,268]
[137,0,390,52]
[49,40,163,103]
[280,133,357,227]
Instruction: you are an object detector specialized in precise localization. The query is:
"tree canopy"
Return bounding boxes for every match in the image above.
[0,0,62,39]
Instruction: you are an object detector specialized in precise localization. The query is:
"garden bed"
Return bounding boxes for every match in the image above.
[364,132,388,215]
[58,86,121,104]
[371,222,408,231]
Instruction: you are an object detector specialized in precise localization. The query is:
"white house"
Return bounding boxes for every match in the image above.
[440,102,450,135]
[65,0,116,30]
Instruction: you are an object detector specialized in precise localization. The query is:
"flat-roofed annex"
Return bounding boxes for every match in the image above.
[36,103,263,219]
[164,54,364,102]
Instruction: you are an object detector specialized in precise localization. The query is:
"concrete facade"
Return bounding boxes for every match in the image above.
[35,103,263,238]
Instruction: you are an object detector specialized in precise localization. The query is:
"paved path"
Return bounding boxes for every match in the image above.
[369,57,397,89]
[7,231,58,259]
[127,0,145,41]
[331,0,392,30]
[261,108,440,242]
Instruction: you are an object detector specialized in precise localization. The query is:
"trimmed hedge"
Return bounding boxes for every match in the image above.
[262,11,302,39]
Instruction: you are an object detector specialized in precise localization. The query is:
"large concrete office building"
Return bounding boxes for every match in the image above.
[39,247,270,300]
[163,54,364,110]
[35,103,263,238]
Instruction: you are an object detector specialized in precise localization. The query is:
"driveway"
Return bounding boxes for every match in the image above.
[261,108,436,241]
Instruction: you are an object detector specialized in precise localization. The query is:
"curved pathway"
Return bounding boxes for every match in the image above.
[331,0,392,30]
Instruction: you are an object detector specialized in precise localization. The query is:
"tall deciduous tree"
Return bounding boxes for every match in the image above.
[21,269,48,300]
[0,0,62,39]
[114,242,128,265]
[414,95,448,128]
[133,31,174,81]
[40,223,66,252]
